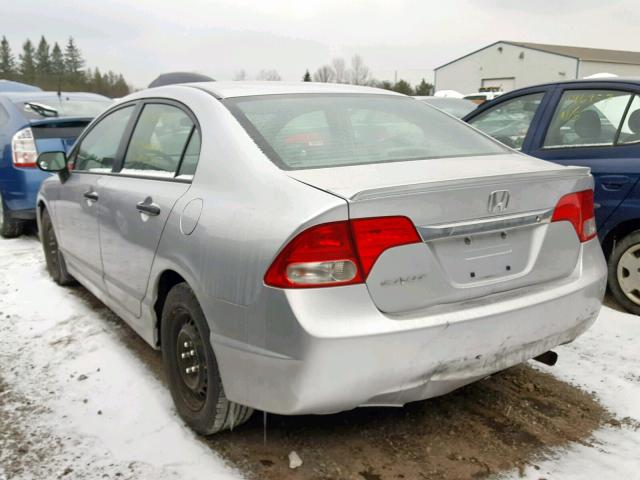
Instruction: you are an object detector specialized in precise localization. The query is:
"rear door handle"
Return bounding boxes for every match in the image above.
[601,176,630,191]
[83,191,99,201]
[136,201,161,216]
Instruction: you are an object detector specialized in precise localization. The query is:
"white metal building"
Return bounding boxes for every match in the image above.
[434,41,640,94]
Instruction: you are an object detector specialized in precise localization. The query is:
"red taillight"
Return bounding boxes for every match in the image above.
[551,189,597,242]
[11,127,38,168]
[350,216,421,276]
[264,216,421,288]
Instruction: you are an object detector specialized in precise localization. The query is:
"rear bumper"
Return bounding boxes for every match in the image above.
[7,208,36,220]
[213,239,607,415]
[0,166,50,213]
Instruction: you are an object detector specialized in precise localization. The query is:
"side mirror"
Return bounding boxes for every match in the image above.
[36,151,67,173]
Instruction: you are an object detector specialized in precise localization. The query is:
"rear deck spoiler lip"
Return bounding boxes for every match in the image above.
[349,166,592,201]
[28,116,94,127]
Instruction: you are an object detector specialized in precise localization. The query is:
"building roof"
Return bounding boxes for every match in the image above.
[435,41,640,70]
[508,41,640,65]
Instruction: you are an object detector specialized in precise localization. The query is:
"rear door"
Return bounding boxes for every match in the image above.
[527,84,640,227]
[98,100,200,318]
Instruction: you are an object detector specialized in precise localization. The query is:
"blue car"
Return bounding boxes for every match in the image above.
[0,87,111,237]
[464,78,640,314]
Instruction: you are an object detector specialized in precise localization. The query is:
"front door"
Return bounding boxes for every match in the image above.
[56,105,136,289]
[99,102,199,317]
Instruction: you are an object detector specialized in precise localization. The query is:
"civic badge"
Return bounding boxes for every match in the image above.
[488,190,510,214]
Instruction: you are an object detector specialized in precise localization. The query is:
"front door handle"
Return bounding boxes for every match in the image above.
[136,201,161,216]
[83,191,99,201]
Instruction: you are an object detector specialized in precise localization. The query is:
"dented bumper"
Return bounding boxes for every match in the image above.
[213,238,606,415]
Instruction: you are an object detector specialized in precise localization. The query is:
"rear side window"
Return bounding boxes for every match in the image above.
[74,106,135,172]
[178,129,201,177]
[468,93,544,150]
[121,103,194,177]
[225,94,507,170]
[543,90,632,148]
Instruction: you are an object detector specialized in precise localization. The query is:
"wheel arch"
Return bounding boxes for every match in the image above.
[601,219,640,260]
[153,269,187,347]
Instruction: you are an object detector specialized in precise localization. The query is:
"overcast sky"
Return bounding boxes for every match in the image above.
[2,0,640,88]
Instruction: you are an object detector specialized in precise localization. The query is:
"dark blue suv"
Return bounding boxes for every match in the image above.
[0,85,110,238]
[464,78,640,314]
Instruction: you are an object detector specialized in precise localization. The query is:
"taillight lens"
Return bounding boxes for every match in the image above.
[264,216,421,288]
[12,127,38,168]
[551,189,597,242]
[350,216,421,276]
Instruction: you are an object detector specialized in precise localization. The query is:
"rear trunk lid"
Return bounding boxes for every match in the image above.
[288,153,592,314]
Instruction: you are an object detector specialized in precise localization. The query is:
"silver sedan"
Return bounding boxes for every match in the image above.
[35,82,607,435]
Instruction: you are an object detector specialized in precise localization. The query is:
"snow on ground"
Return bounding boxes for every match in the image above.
[0,234,639,480]
[499,306,640,479]
[0,236,241,480]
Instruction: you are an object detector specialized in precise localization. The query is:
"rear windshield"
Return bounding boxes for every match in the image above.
[13,97,111,120]
[225,94,507,170]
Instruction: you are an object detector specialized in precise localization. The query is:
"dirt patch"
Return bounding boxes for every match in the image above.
[204,366,607,480]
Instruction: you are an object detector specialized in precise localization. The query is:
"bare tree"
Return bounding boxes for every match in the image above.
[349,54,371,86]
[313,65,335,83]
[332,57,347,83]
[233,69,247,81]
[256,69,282,81]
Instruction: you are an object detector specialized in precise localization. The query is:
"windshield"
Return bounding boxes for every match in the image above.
[225,94,507,170]
[13,96,112,119]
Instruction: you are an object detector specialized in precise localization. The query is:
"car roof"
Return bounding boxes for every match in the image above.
[178,81,404,99]
[506,77,640,92]
[0,91,111,102]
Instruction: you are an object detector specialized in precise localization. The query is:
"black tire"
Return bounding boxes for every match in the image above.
[161,283,253,435]
[0,191,23,239]
[608,230,640,315]
[41,209,75,286]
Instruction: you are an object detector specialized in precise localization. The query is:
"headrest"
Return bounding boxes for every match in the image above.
[575,110,601,139]
[628,109,640,134]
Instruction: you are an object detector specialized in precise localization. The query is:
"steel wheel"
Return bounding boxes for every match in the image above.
[175,311,208,412]
[617,244,640,306]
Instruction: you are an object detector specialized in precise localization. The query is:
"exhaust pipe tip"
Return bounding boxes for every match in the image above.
[533,350,558,367]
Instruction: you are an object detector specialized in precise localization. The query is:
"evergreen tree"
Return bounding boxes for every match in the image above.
[113,74,129,97]
[414,78,434,96]
[19,39,36,84]
[50,42,65,77]
[392,79,414,95]
[35,36,51,76]
[303,69,312,82]
[64,37,84,75]
[0,36,17,80]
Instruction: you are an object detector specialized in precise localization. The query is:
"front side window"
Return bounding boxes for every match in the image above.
[468,93,544,150]
[74,106,134,172]
[121,103,194,177]
[543,90,632,148]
